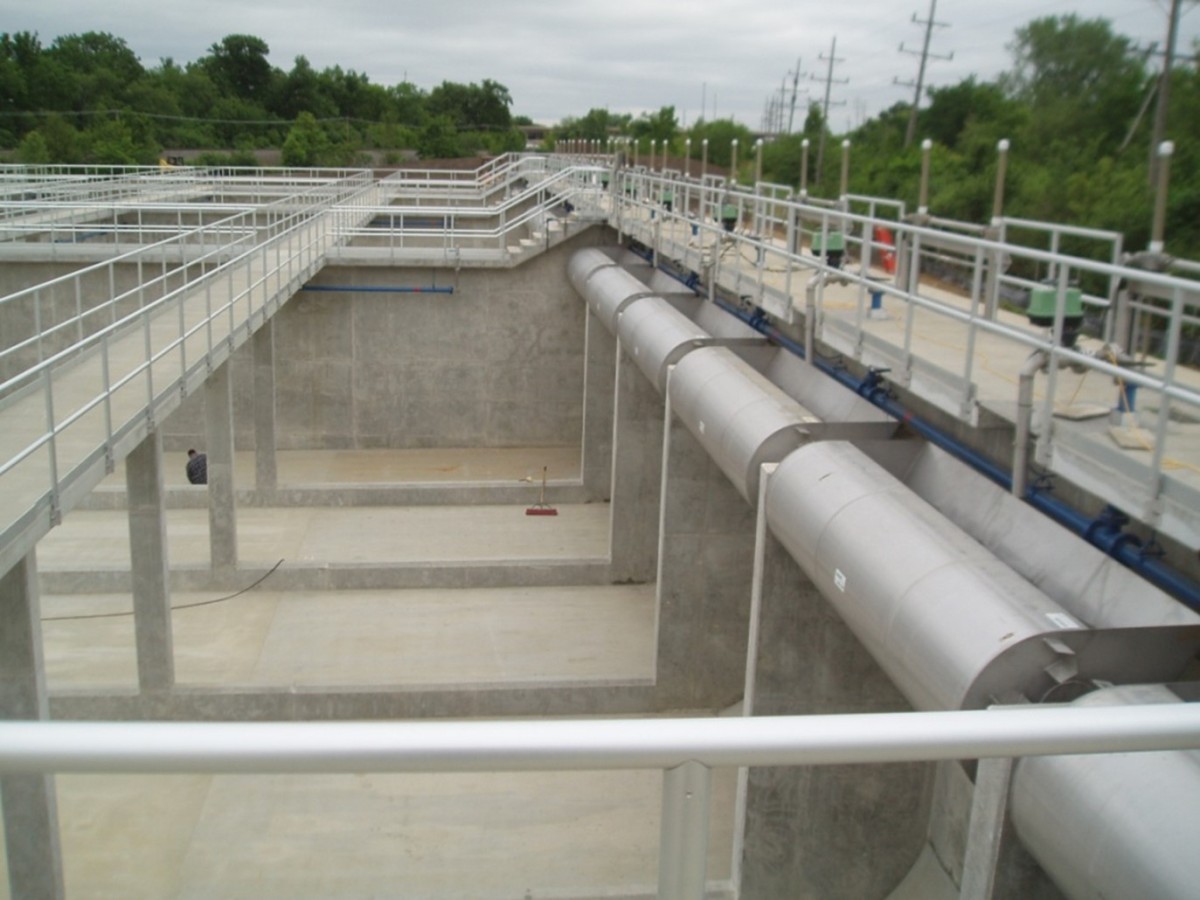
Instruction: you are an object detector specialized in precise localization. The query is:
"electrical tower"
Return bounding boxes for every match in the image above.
[894,0,953,148]
[812,36,848,184]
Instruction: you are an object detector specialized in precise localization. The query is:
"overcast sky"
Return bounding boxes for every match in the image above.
[6,0,1198,130]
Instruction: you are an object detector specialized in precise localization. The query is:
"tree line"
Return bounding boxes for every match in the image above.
[2,17,1197,260]
[558,15,1200,262]
[0,32,526,165]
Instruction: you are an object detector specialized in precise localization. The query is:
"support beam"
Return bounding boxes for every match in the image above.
[205,360,237,571]
[581,308,617,501]
[253,320,278,496]
[0,554,65,900]
[609,340,664,582]
[960,757,1014,900]
[739,467,930,899]
[125,430,174,692]
[654,387,755,708]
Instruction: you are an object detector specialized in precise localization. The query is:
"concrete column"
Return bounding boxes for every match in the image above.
[608,341,663,583]
[654,393,756,709]
[581,309,616,501]
[253,321,278,495]
[205,360,237,571]
[739,489,930,899]
[125,429,174,692]
[0,554,66,900]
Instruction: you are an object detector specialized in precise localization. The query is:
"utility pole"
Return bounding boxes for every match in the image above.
[1149,0,1183,185]
[895,0,953,148]
[812,36,848,185]
[787,58,805,134]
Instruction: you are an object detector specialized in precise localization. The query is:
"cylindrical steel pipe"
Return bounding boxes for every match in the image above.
[669,346,816,504]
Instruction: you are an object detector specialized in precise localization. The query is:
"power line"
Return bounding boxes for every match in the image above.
[894,0,954,148]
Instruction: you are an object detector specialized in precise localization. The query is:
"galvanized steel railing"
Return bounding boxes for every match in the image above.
[0,170,378,575]
[1,153,1196,555]
[606,161,1200,548]
[1,704,1198,899]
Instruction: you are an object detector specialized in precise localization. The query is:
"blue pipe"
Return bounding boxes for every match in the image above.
[639,247,1200,610]
[301,285,454,294]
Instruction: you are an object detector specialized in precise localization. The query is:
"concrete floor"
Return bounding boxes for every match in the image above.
[13,448,739,900]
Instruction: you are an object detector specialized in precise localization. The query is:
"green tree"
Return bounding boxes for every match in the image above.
[280,111,328,166]
[427,79,512,130]
[84,116,140,164]
[274,55,334,121]
[688,118,752,169]
[1002,15,1146,152]
[631,105,678,148]
[16,129,49,163]
[417,114,462,158]
[38,113,81,162]
[387,81,427,126]
[202,35,274,102]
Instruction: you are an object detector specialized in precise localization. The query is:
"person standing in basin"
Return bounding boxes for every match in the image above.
[186,449,207,485]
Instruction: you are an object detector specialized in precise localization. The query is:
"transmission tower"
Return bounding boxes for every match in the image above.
[894,0,953,148]
[812,36,848,184]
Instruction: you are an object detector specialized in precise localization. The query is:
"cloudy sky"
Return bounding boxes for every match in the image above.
[6,0,1197,130]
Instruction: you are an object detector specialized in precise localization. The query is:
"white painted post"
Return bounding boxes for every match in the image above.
[659,760,712,899]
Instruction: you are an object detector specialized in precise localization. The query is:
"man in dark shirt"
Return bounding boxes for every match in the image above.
[186,449,208,485]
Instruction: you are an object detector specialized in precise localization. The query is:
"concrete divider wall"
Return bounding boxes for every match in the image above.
[161,234,596,450]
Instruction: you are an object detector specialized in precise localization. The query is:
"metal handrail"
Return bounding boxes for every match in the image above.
[1,704,1197,900]
[0,171,379,574]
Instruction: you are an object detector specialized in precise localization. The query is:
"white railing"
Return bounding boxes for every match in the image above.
[0,170,378,574]
[1,704,1198,899]
[343,163,607,261]
[609,163,1200,544]
[2,154,1197,550]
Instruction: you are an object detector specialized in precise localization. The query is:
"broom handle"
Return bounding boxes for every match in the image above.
[540,466,547,504]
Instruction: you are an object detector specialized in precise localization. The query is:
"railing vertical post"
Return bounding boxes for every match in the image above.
[1146,285,1184,524]
[33,288,43,364]
[658,760,711,900]
[961,243,986,419]
[42,369,60,526]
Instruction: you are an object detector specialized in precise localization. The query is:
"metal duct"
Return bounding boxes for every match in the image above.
[765,441,1093,712]
[1011,684,1200,900]
[669,346,817,505]
[615,297,711,394]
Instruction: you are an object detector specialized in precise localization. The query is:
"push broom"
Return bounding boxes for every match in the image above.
[525,466,558,516]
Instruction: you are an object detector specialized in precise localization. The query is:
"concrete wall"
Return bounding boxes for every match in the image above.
[161,235,593,450]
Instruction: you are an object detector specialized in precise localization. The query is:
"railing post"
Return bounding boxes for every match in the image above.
[658,760,711,900]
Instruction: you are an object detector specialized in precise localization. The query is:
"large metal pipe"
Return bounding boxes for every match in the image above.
[669,346,815,504]
[767,441,1107,711]
[566,247,617,295]
[615,297,711,394]
[1011,684,1200,900]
